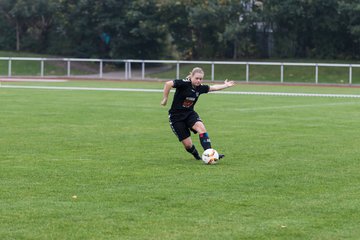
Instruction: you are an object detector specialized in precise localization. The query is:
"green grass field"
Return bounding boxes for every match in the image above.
[1,80,360,239]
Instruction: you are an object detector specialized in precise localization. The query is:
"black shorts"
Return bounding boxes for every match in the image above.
[169,111,202,141]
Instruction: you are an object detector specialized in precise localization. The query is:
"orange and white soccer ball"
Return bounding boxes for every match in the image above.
[202,149,219,165]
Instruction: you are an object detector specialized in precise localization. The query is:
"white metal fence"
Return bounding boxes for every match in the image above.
[1,57,360,84]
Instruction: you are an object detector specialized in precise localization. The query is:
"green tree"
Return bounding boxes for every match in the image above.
[339,1,360,58]
[109,0,167,59]
[49,0,109,57]
[263,0,308,57]
[159,0,239,59]
[0,0,31,51]
[0,0,57,52]
[24,0,58,52]
[220,0,263,59]
[0,8,15,50]
[2,0,360,60]
[187,1,226,58]
[302,0,347,58]
[49,0,167,58]
[264,0,356,59]
[157,1,192,58]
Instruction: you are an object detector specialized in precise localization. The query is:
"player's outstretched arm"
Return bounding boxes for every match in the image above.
[209,79,235,92]
[160,80,174,106]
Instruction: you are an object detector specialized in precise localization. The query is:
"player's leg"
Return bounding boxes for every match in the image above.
[186,112,212,151]
[181,137,201,160]
[192,121,211,150]
[192,121,225,159]
[169,117,201,160]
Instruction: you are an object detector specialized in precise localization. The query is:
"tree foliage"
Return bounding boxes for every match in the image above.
[1,0,360,60]
[0,0,57,51]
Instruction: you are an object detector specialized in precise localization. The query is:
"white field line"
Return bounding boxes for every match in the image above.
[0,85,162,92]
[0,78,68,82]
[212,91,360,98]
[234,101,359,112]
[1,84,360,98]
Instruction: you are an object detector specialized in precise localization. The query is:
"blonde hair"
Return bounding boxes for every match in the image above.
[187,67,204,79]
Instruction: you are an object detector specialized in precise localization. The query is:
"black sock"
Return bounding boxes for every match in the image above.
[186,145,201,160]
[199,132,211,150]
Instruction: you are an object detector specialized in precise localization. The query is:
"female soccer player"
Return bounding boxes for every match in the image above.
[160,67,235,160]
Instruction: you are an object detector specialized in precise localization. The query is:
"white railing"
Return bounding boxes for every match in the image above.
[1,57,359,84]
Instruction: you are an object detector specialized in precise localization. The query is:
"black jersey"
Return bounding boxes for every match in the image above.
[169,78,210,114]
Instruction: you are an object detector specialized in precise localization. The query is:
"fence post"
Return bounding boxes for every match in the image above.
[125,61,128,79]
[280,63,284,83]
[246,62,249,82]
[41,59,44,77]
[142,61,145,80]
[211,62,214,81]
[349,64,352,85]
[315,64,318,84]
[176,62,180,79]
[8,58,12,77]
[99,60,103,78]
[128,61,132,79]
[67,60,71,77]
